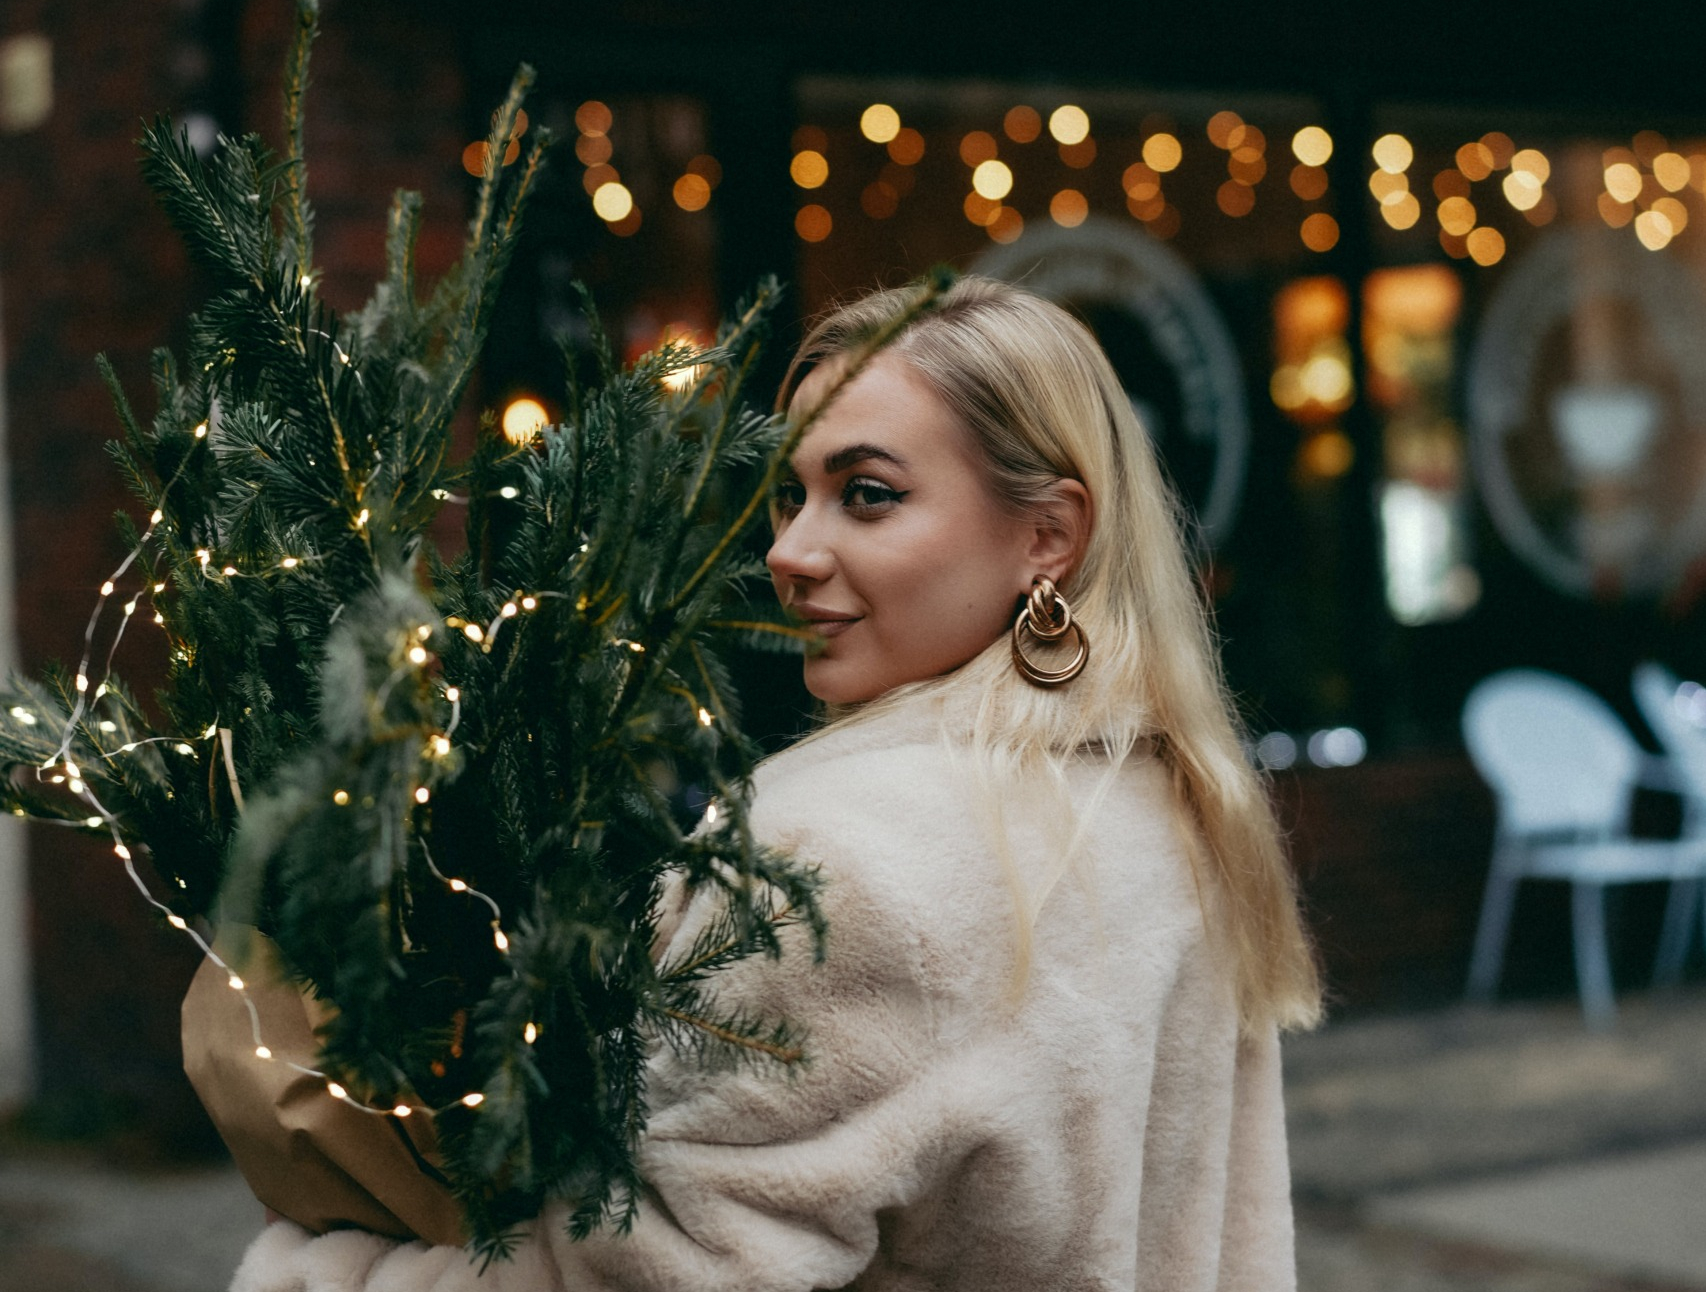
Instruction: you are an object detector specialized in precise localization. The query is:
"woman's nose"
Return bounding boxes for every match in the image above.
[766,513,835,587]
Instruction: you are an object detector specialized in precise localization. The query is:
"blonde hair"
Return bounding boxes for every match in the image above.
[785,276,1322,1033]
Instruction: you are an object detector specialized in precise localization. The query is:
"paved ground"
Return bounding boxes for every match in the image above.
[3,987,1704,1291]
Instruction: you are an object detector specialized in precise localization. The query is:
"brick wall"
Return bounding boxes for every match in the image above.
[0,0,466,1156]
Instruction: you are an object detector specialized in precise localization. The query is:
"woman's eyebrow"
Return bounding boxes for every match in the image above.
[823,443,908,474]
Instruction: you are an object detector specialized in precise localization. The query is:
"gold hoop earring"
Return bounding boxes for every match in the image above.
[1011,576,1089,687]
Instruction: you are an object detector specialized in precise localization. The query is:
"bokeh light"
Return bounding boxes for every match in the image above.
[1208,110,1244,149]
[1635,209,1674,250]
[1300,212,1340,251]
[1604,162,1643,204]
[887,128,926,166]
[860,104,901,144]
[1437,196,1477,235]
[501,397,548,444]
[1456,142,1494,181]
[1372,133,1414,174]
[795,204,832,242]
[1124,161,1161,199]
[592,182,633,222]
[1382,193,1421,229]
[963,191,1001,226]
[1049,189,1089,227]
[972,159,1014,200]
[1292,125,1333,166]
[673,174,711,211]
[1004,105,1042,143]
[1509,148,1550,183]
[1290,165,1328,200]
[575,133,613,166]
[1142,133,1183,172]
[1465,226,1505,266]
[1217,181,1255,216]
[861,181,899,219]
[1654,151,1691,192]
[988,206,1024,244]
[1049,105,1091,145]
[790,149,829,189]
[960,131,999,166]
[575,101,612,136]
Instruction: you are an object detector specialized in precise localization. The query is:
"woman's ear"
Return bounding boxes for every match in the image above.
[1024,479,1093,586]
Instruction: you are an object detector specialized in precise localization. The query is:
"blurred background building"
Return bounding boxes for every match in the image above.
[1,0,1704,1167]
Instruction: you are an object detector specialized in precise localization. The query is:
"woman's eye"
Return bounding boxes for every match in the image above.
[772,480,806,515]
[843,477,906,513]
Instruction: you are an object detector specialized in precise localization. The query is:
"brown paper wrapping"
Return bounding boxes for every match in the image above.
[181,928,466,1247]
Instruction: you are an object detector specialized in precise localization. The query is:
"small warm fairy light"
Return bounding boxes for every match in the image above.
[150,509,164,524]
[449,878,468,892]
[520,596,537,611]
[501,397,548,444]
[221,565,237,577]
[152,612,165,625]
[167,914,189,930]
[461,1092,485,1108]
[10,707,36,725]
[705,801,720,824]
[193,422,208,439]
[501,602,518,618]
[414,786,430,805]
[463,623,485,643]
[227,973,245,991]
[100,580,115,596]
[524,1022,539,1044]
[431,735,452,756]
[84,815,102,827]
[113,842,131,860]
[392,1104,412,1118]
[492,926,509,951]
[626,640,645,653]
[408,645,429,665]
[333,789,350,806]
[174,742,194,755]
[280,556,300,569]
[154,581,166,592]
[499,486,520,500]
[415,624,433,641]
[445,687,461,703]
[697,707,714,726]
[355,508,370,528]
[255,1045,273,1060]
[327,1082,349,1101]
[75,674,89,693]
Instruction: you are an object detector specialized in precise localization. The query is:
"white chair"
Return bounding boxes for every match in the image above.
[1631,661,1706,985]
[1462,669,1706,1028]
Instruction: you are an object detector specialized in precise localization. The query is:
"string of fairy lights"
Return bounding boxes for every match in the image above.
[8,403,702,1125]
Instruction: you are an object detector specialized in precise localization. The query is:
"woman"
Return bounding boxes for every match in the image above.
[229,276,1321,1291]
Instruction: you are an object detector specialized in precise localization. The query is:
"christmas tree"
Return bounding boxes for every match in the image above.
[0,0,942,1258]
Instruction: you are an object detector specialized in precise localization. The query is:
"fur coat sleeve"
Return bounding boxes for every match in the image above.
[223,702,1296,1292]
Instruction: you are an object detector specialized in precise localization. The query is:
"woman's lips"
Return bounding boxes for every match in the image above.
[806,616,861,638]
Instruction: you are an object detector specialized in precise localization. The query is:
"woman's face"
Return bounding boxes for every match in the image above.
[767,353,1038,705]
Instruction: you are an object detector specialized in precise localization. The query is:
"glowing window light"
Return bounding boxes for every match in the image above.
[1048,104,1090,146]
[1604,162,1643,204]
[591,182,634,222]
[789,150,828,189]
[1371,133,1413,174]
[859,104,901,144]
[1141,133,1182,173]
[501,398,547,445]
[1291,125,1333,166]
[971,159,1013,200]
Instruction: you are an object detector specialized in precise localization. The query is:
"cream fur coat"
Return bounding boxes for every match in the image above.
[226,692,1295,1291]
